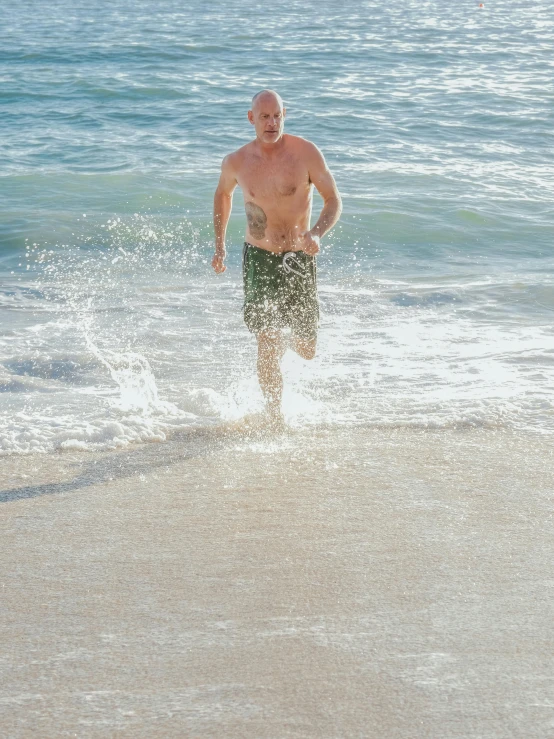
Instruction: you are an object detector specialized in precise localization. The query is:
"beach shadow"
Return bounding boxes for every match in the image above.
[0,418,285,504]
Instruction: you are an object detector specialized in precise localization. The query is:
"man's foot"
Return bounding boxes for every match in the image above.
[266,404,286,431]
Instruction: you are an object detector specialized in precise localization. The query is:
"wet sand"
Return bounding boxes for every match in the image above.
[1,427,553,737]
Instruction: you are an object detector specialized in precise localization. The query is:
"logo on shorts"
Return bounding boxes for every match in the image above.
[282,252,307,278]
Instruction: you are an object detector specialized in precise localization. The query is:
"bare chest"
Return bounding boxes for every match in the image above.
[238,155,309,202]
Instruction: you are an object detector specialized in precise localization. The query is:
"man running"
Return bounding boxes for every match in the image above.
[212,89,342,422]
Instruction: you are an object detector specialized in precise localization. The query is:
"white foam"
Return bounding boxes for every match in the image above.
[2,231,553,456]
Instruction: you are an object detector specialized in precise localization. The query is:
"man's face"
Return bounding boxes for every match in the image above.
[248,96,286,145]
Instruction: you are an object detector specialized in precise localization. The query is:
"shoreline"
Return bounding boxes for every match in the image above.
[2,422,551,498]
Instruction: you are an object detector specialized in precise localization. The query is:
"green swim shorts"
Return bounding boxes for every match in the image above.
[242,242,319,340]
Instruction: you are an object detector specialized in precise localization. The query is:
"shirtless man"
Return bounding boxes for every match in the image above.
[212,90,342,422]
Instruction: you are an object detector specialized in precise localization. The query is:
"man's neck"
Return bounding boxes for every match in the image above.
[255,134,286,156]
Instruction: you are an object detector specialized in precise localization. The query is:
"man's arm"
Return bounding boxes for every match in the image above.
[302,143,342,254]
[212,155,238,274]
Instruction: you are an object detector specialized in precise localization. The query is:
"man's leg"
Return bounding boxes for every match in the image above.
[290,335,316,360]
[286,255,318,361]
[256,330,286,418]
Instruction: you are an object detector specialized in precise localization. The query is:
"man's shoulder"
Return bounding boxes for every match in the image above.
[284,134,321,156]
[223,141,256,166]
[219,144,255,177]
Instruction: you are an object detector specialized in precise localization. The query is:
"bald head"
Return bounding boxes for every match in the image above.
[248,89,286,145]
[251,89,283,111]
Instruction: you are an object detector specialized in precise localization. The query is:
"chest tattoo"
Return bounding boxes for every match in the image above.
[245,201,267,238]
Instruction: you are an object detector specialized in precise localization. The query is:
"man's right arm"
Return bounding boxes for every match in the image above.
[212,155,238,274]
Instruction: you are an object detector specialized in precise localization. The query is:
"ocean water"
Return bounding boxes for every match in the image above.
[2,0,554,454]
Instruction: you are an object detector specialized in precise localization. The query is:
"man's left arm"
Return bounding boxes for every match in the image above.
[303,143,342,254]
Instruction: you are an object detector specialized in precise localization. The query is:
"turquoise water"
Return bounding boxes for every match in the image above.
[1,0,553,452]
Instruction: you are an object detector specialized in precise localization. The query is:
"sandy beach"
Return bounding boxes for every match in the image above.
[4,0,554,735]
[1,426,553,737]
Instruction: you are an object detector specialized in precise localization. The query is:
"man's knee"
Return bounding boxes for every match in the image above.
[299,346,316,360]
[294,337,317,360]
[257,330,283,360]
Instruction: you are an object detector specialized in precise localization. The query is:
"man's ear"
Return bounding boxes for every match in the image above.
[247,110,254,124]
[283,107,286,119]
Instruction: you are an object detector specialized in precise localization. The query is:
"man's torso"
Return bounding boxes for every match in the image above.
[231,134,314,254]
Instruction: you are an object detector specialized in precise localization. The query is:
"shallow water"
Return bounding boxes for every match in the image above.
[1,0,553,454]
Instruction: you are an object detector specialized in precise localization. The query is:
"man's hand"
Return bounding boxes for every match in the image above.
[299,231,320,256]
[212,253,226,274]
